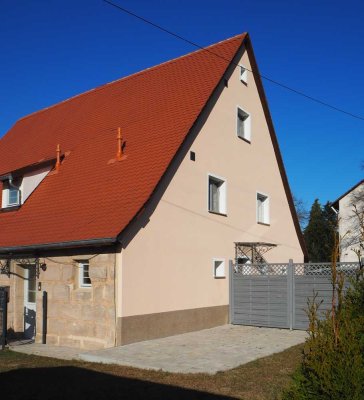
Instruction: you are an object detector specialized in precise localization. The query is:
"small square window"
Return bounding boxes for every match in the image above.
[3,178,22,207]
[257,193,270,224]
[237,107,251,141]
[240,66,248,84]
[208,175,226,215]
[8,188,20,206]
[79,262,91,288]
[213,259,225,278]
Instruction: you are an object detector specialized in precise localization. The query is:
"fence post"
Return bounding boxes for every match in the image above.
[1,289,8,350]
[287,259,294,330]
[229,260,234,324]
[42,291,48,344]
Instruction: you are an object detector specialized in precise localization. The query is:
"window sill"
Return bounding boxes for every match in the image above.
[208,210,227,217]
[1,205,20,213]
[257,221,270,226]
[214,276,226,279]
[237,136,251,144]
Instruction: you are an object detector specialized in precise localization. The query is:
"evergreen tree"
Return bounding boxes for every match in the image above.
[322,201,337,260]
[304,199,336,262]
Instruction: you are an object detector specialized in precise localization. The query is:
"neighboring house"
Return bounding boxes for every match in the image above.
[0,33,306,349]
[332,179,364,263]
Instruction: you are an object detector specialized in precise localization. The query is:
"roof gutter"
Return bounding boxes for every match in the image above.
[0,157,57,180]
[0,173,12,182]
[0,237,118,255]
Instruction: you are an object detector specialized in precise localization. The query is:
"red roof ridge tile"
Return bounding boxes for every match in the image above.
[17,33,246,124]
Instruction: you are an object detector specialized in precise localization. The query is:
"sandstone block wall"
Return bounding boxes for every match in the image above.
[0,252,117,350]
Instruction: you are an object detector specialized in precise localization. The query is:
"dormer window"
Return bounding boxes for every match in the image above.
[8,185,20,206]
[2,177,22,208]
[1,163,52,210]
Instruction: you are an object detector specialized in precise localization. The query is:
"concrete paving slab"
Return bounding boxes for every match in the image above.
[79,325,307,374]
[10,342,81,361]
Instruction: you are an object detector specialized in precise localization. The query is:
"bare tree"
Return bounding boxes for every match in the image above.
[293,195,309,229]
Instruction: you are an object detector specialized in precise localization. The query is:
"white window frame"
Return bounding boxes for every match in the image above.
[79,262,92,288]
[236,106,251,142]
[207,173,227,215]
[256,192,270,225]
[240,65,248,84]
[8,187,20,206]
[2,179,21,208]
[213,258,225,278]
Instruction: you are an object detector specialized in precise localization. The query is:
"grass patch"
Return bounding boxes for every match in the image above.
[0,344,303,399]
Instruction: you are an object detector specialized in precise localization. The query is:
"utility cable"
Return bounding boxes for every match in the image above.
[103,0,364,122]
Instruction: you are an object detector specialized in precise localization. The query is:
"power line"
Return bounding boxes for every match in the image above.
[103,0,364,122]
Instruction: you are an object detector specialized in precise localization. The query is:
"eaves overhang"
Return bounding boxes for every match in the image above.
[331,179,364,209]
[0,157,58,180]
[0,237,118,255]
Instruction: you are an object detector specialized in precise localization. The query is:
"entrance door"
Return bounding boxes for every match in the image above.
[24,267,37,339]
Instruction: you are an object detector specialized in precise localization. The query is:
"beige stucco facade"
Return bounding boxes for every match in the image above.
[338,182,364,262]
[0,45,304,349]
[117,46,304,344]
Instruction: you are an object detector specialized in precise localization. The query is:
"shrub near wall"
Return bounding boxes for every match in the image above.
[282,274,364,400]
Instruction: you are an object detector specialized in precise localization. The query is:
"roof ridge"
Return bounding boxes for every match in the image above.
[17,33,246,123]
[332,178,364,205]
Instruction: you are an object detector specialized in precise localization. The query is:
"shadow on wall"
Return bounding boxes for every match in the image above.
[0,366,234,400]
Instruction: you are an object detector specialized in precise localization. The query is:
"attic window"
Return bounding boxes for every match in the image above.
[2,178,22,208]
[1,164,52,210]
[237,107,251,142]
[8,186,20,206]
[240,66,248,84]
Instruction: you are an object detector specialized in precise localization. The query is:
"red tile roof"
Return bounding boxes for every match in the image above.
[0,34,246,250]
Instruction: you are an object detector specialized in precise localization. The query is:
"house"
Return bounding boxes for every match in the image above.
[0,33,306,349]
[332,179,364,263]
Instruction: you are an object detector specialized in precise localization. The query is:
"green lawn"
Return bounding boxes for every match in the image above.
[0,344,303,399]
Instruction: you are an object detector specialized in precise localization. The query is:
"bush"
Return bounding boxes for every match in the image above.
[282,273,364,400]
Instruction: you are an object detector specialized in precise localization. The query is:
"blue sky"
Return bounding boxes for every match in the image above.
[1,0,363,210]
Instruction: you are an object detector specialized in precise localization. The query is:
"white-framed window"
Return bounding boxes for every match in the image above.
[213,258,225,278]
[2,178,21,208]
[257,192,270,224]
[240,65,248,84]
[237,107,251,142]
[79,262,91,288]
[8,187,20,206]
[208,174,227,215]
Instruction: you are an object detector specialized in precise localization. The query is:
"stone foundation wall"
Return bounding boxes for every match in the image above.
[117,305,229,345]
[0,252,117,350]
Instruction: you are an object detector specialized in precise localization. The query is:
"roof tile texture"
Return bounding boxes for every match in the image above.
[0,34,245,248]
